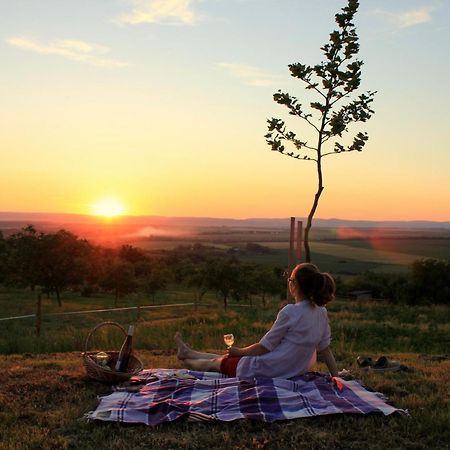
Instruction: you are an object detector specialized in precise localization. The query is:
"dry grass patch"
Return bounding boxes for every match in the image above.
[0,351,449,449]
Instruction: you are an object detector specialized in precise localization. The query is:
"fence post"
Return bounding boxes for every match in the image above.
[296,221,303,262]
[287,217,296,300]
[136,305,141,321]
[36,290,42,337]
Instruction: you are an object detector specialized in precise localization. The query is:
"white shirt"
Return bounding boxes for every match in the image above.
[236,300,331,379]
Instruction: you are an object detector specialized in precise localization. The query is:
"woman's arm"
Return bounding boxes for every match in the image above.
[227,343,269,357]
[317,346,338,377]
[227,306,290,358]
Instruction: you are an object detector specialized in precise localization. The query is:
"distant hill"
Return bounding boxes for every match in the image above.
[1,211,449,229]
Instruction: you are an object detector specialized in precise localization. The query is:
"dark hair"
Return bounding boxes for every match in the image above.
[293,263,336,307]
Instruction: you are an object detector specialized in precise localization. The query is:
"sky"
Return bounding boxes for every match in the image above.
[0,0,449,221]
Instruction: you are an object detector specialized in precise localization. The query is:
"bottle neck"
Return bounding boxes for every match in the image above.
[127,325,135,336]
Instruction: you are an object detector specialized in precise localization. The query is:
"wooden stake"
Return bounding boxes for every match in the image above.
[289,217,295,271]
[287,217,296,300]
[296,221,303,261]
[136,305,141,321]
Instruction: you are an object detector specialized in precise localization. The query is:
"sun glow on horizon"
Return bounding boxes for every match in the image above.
[90,197,126,218]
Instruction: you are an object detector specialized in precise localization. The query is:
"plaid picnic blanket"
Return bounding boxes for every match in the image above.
[86,369,409,425]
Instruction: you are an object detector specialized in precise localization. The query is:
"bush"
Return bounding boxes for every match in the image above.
[408,258,450,305]
[339,258,450,305]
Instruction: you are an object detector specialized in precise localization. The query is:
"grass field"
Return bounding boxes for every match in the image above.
[1,284,449,449]
[1,286,449,355]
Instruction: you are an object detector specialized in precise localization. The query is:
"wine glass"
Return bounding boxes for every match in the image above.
[223,333,235,348]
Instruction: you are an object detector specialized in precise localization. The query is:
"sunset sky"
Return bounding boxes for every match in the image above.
[1,0,449,221]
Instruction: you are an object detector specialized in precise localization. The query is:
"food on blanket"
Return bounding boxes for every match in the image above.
[115,325,135,372]
[95,352,109,367]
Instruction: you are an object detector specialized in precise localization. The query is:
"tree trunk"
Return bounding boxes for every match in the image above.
[304,185,324,262]
[304,98,328,262]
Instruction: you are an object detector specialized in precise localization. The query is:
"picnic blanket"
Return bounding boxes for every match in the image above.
[86,369,409,426]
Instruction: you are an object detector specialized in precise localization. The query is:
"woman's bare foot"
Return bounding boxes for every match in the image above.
[174,331,192,360]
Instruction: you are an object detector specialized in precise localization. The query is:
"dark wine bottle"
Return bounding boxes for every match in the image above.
[115,325,135,372]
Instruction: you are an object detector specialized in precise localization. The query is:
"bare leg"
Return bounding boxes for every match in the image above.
[175,332,221,360]
[183,357,223,373]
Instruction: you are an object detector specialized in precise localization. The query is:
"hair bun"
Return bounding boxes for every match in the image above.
[293,263,335,307]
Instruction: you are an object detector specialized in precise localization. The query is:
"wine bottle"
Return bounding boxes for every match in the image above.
[115,325,135,372]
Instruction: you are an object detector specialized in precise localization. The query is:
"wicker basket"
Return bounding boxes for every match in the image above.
[82,321,143,384]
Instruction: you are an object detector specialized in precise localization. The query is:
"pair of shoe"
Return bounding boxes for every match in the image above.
[357,355,401,372]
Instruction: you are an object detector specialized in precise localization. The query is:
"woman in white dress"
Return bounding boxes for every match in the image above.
[175,263,339,379]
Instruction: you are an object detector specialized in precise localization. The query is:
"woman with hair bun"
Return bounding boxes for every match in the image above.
[175,263,340,379]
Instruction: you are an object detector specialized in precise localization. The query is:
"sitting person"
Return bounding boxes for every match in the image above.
[175,262,339,379]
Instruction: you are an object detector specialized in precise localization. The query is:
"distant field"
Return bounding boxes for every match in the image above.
[131,234,450,275]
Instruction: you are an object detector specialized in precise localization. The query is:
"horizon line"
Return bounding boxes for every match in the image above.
[0,210,449,224]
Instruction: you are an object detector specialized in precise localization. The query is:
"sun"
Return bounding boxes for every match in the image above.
[90,197,126,218]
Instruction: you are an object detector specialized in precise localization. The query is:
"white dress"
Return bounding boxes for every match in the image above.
[235,300,331,379]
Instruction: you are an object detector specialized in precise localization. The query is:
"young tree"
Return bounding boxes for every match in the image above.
[265,0,376,262]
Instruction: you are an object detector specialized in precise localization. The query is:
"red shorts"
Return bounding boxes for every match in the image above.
[220,355,242,377]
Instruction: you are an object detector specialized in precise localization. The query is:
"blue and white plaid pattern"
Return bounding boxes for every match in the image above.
[86,369,409,425]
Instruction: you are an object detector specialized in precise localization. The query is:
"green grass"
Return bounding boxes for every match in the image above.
[1,287,449,355]
[1,287,450,448]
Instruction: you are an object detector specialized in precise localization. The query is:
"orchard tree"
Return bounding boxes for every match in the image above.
[38,230,92,306]
[144,265,169,303]
[265,0,376,262]
[6,225,42,289]
[208,259,241,309]
[252,266,284,306]
[183,261,213,305]
[101,259,137,307]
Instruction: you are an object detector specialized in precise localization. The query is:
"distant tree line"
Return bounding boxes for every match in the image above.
[0,226,448,307]
[0,226,285,308]
[337,258,450,305]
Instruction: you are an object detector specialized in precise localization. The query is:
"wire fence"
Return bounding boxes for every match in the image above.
[0,302,197,322]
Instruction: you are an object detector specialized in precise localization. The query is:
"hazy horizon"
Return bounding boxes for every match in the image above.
[1,210,449,228]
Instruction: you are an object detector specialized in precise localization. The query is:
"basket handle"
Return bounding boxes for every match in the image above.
[84,321,127,354]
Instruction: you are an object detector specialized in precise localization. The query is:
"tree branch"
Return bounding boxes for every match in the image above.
[304,80,327,99]
[277,151,317,162]
[322,147,360,157]
[301,116,321,133]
